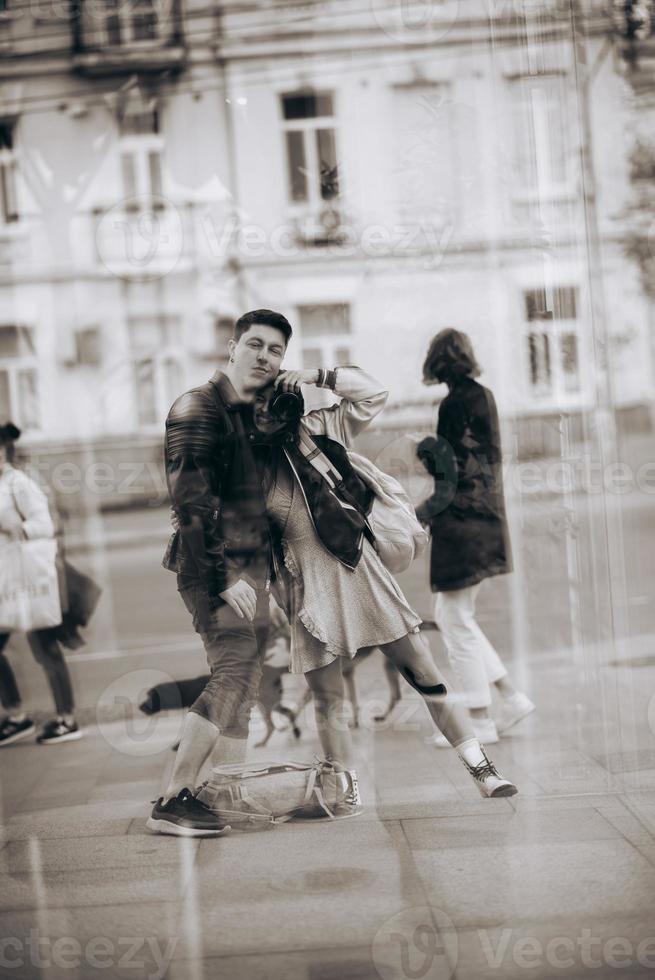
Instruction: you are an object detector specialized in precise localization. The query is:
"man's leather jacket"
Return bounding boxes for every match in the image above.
[162,371,270,597]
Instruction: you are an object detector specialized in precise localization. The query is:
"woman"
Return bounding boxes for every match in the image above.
[416,329,535,745]
[252,366,518,814]
[0,422,81,746]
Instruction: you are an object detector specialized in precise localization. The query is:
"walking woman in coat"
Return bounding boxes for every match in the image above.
[0,423,81,746]
[416,329,535,745]
[249,365,518,813]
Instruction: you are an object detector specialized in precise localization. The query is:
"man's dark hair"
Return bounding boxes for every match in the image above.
[234,309,293,345]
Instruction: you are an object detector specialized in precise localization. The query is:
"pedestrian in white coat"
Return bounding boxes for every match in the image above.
[0,422,81,746]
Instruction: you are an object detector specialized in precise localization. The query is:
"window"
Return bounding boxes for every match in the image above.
[392,83,456,221]
[281,91,339,208]
[94,0,160,46]
[0,326,40,430]
[0,122,18,225]
[128,315,184,426]
[118,95,163,206]
[509,74,574,198]
[74,327,102,367]
[298,303,352,370]
[523,286,581,399]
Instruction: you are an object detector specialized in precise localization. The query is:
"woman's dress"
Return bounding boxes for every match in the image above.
[267,458,421,674]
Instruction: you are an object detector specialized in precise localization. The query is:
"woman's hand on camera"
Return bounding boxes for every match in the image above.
[275,369,319,394]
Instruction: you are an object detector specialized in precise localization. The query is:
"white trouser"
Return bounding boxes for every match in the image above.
[434,583,507,710]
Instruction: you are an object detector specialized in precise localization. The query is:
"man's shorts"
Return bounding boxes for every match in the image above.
[178,581,270,739]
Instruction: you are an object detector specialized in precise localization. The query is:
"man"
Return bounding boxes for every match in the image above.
[147,309,292,837]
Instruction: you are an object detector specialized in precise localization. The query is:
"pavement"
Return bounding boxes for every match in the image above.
[1,635,655,980]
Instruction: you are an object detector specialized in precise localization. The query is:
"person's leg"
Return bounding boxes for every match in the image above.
[377,632,473,747]
[465,585,536,730]
[378,631,517,797]
[0,633,37,745]
[464,584,511,696]
[435,586,501,721]
[304,657,354,770]
[27,630,75,718]
[164,587,268,801]
[0,633,23,715]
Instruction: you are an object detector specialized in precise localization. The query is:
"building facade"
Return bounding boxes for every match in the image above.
[0,0,652,506]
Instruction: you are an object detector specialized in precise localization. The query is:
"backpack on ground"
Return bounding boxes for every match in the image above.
[195,760,355,825]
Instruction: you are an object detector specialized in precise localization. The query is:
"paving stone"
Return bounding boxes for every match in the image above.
[0,835,199,873]
[165,947,396,980]
[0,863,195,912]
[168,821,427,958]
[1,801,144,841]
[401,808,622,849]
[413,839,655,928]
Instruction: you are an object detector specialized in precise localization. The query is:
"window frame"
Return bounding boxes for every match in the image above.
[507,72,577,204]
[128,314,186,430]
[0,325,41,433]
[87,0,163,48]
[280,90,340,212]
[521,285,584,407]
[297,302,353,372]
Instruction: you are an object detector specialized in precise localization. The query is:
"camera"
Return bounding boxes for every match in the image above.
[270,389,304,424]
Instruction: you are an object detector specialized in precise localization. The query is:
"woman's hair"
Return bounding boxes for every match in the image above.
[0,422,20,463]
[422,328,481,384]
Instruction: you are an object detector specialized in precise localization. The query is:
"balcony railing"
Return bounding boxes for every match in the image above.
[71,0,185,75]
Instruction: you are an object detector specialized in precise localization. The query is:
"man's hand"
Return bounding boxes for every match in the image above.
[219,579,258,621]
[275,369,319,394]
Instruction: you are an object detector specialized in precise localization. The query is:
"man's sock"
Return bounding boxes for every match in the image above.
[8,711,27,724]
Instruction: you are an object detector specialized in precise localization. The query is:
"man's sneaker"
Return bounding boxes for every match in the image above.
[37,718,82,744]
[146,789,231,838]
[461,747,518,798]
[426,717,498,749]
[0,717,35,747]
[496,693,536,735]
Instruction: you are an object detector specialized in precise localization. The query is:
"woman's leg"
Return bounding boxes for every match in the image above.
[377,632,475,748]
[378,631,518,798]
[0,633,23,714]
[26,630,75,717]
[434,584,507,720]
[304,657,354,770]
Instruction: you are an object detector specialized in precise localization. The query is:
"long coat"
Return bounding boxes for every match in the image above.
[416,376,512,593]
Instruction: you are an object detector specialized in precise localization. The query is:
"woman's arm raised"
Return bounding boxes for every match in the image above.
[300,367,389,447]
